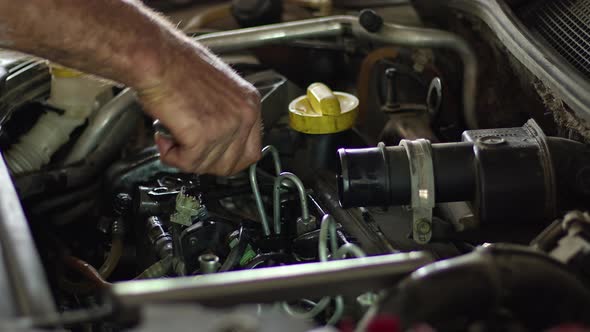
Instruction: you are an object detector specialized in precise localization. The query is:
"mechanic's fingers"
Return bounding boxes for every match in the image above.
[155,111,260,175]
[204,128,252,176]
[196,112,260,176]
[154,133,174,156]
[149,72,260,174]
[158,142,207,173]
[193,134,237,175]
[189,105,261,176]
[195,93,261,175]
[246,113,263,160]
[226,112,263,174]
[157,122,239,174]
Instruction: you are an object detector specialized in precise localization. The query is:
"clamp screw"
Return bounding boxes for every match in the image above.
[416,220,432,235]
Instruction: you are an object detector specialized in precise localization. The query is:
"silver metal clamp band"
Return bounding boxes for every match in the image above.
[399,139,435,244]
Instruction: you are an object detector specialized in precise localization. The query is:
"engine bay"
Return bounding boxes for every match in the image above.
[1,1,590,331]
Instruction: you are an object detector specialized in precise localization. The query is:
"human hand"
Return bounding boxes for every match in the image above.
[136,43,262,176]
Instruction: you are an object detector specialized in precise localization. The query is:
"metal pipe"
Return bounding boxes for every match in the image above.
[282,214,337,322]
[195,16,354,53]
[281,297,332,320]
[64,88,139,165]
[334,243,366,259]
[283,215,365,324]
[198,254,220,274]
[273,172,310,235]
[110,251,433,307]
[319,214,339,262]
[327,296,345,326]
[249,145,282,236]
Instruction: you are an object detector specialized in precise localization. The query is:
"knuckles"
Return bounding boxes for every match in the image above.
[218,164,237,177]
[150,71,263,176]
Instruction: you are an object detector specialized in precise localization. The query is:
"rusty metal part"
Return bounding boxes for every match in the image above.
[357,48,400,125]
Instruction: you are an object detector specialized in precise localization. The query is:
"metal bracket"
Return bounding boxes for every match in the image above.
[399,139,435,244]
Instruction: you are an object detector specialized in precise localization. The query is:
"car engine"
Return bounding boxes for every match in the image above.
[1,0,590,331]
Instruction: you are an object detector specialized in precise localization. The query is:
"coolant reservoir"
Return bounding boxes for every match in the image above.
[49,65,112,118]
[288,82,358,134]
[5,64,112,174]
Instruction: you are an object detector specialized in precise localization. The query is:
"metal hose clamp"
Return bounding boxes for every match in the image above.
[399,139,435,244]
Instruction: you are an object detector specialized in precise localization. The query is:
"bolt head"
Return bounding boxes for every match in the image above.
[385,67,397,79]
[479,136,505,146]
[416,220,431,235]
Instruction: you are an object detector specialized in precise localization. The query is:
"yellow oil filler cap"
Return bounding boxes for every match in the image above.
[50,64,83,78]
[289,82,359,134]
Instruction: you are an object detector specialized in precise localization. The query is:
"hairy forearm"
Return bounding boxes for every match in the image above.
[0,0,262,175]
[0,0,195,88]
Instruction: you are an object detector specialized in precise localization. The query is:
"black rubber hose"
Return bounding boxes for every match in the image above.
[338,142,475,208]
[381,244,590,330]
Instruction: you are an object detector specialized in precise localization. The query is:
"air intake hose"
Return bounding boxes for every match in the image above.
[338,120,590,224]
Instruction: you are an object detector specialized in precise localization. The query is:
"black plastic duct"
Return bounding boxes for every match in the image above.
[380,244,590,330]
[337,120,590,224]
